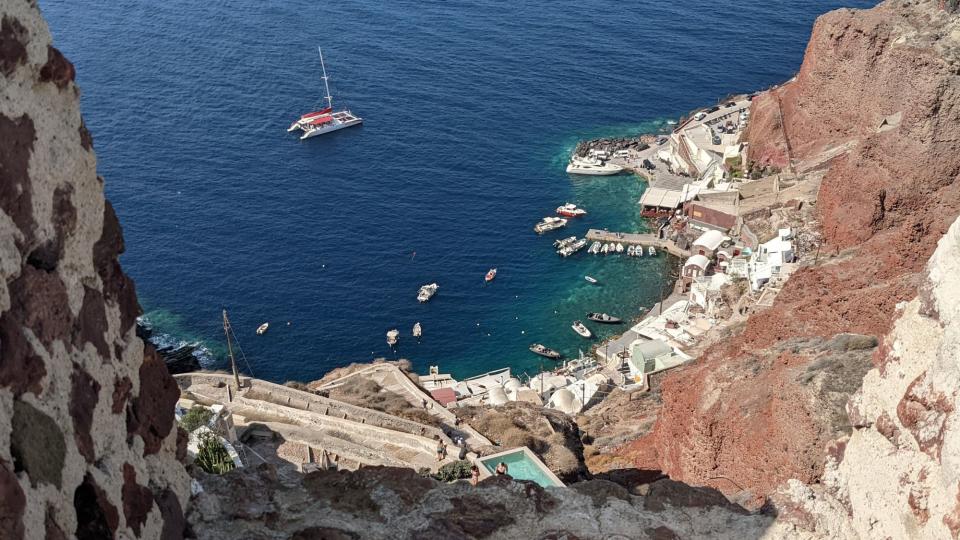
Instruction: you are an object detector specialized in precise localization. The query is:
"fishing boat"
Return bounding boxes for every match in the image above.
[587,312,622,324]
[413,322,422,338]
[571,320,592,338]
[584,276,598,284]
[485,268,497,282]
[565,156,624,176]
[417,283,439,303]
[386,329,399,346]
[529,343,562,360]
[553,236,577,249]
[256,322,269,335]
[648,246,657,256]
[534,217,568,234]
[290,48,363,140]
[555,203,588,218]
[616,243,624,253]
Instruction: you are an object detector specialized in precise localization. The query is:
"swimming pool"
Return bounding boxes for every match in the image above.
[479,447,564,488]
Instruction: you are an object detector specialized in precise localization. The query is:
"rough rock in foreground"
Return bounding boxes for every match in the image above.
[0,2,189,538]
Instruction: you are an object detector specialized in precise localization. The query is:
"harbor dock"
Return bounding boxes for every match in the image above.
[585,229,691,258]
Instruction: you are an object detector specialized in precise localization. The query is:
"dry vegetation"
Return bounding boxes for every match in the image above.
[323,377,441,428]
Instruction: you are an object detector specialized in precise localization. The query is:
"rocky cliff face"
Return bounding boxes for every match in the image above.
[0,2,189,538]
[625,0,960,510]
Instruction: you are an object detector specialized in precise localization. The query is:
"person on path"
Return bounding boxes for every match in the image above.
[436,439,445,462]
[457,438,467,460]
[470,465,480,486]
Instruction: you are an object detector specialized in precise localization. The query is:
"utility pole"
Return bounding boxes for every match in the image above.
[222,310,241,392]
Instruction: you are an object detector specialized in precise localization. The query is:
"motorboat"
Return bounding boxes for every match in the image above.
[600,243,609,254]
[584,276,598,284]
[571,320,592,338]
[627,245,636,256]
[565,156,624,176]
[648,246,657,256]
[485,268,497,282]
[417,283,439,303]
[588,241,601,254]
[587,312,622,324]
[559,238,588,257]
[534,217,568,234]
[636,245,643,257]
[555,203,588,218]
[256,322,269,335]
[553,236,577,249]
[290,48,363,140]
[529,343,562,360]
[386,329,399,347]
[412,322,422,338]
[616,243,624,253]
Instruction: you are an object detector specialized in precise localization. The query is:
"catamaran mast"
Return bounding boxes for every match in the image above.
[222,310,241,391]
[318,47,333,111]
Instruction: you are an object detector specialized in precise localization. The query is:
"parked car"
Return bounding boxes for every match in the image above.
[694,111,707,121]
[712,135,721,145]
[725,102,736,108]
[656,136,668,145]
[707,106,720,113]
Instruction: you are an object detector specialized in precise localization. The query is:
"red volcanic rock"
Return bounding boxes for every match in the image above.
[634,0,960,505]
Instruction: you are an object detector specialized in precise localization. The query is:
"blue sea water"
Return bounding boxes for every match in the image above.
[42,0,875,382]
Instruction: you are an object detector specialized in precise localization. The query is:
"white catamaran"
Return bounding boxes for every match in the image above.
[288,48,362,140]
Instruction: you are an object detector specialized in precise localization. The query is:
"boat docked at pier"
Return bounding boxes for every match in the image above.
[565,156,624,176]
[555,203,587,218]
[289,48,362,140]
[417,283,439,303]
[571,320,592,338]
[559,238,588,257]
[534,217,568,234]
[529,343,562,360]
[553,236,577,249]
[648,246,657,256]
[587,312,622,324]
[588,241,601,254]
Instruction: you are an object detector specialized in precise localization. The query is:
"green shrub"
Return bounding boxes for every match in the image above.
[194,431,235,475]
[434,460,473,482]
[179,406,213,433]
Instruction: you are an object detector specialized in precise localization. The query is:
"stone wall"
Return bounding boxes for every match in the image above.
[0,2,189,539]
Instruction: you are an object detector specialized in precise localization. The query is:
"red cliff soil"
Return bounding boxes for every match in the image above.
[622,0,960,506]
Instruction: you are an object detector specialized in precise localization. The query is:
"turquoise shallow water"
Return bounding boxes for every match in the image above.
[42,0,875,382]
[480,450,561,488]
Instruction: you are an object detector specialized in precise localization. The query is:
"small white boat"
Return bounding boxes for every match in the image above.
[571,320,592,338]
[648,246,657,256]
[256,322,269,335]
[559,238,588,257]
[534,217,568,234]
[566,156,624,176]
[485,268,497,283]
[600,243,609,254]
[584,276,598,284]
[555,203,588,218]
[636,245,643,257]
[417,283,439,303]
[616,243,624,253]
[627,245,635,256]
[387,329,399,346]
[587,241,600,254]
[554,236,577,249]
[413,322,422,338]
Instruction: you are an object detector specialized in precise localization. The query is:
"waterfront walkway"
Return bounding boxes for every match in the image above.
[585,229,691,258]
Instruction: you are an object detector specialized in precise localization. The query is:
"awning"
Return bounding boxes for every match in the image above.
[639,187,683,210]
[308,115,334,125]
[430,388,457,406]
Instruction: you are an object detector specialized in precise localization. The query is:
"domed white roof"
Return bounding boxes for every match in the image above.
[487,386,509,406]
[548,388,582,415]
[504,378,522,392]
